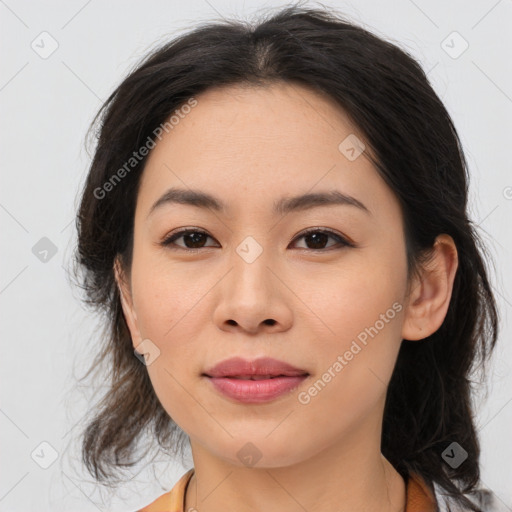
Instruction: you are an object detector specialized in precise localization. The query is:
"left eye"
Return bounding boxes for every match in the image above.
[292,229,352,250]
[160,228,352,251]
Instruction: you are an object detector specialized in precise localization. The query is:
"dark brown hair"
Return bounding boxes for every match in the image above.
[72,4,499,510]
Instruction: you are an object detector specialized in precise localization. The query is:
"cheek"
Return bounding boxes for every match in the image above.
[130,253,204,342]
[129,257,211,428]
[313,249,405,344]
[305,249,406,403]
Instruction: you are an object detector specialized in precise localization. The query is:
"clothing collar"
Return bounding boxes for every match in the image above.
[138,468,437,512]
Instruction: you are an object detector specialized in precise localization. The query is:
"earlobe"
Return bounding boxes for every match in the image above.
[401,234,459,341]
[113,257,143,348]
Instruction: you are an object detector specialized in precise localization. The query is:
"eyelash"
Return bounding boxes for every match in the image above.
[159,227,355,252]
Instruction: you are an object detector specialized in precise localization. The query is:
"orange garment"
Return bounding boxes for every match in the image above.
[138,468,437,512]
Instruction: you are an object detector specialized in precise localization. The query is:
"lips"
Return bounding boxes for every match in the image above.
[202,356,309,379]
[229,375,284,380]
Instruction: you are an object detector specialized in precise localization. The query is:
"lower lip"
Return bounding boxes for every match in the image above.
[206,375,308,403]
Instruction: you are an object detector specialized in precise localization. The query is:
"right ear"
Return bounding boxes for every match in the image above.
[114,256,143,350]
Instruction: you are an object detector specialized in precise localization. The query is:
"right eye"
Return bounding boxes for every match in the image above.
[160,228,219,252]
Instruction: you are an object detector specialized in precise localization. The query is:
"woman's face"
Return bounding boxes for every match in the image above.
[118,82,413,468]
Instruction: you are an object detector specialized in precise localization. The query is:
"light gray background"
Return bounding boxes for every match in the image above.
[1,0,511,510]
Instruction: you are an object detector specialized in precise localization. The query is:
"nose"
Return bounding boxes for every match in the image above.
[212,252,293,335]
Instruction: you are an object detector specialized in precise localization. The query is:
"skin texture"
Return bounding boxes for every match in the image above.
[115,82,458,512]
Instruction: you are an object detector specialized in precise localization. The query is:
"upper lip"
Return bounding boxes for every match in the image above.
[203,357,309,378]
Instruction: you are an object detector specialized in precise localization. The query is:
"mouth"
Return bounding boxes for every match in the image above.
[203,373,310,403]
[203,373,309,380]
[203,356,309,379]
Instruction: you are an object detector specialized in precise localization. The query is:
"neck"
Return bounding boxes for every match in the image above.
[184,425,406,512]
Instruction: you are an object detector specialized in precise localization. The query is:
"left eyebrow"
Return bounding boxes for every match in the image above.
[274,190,371,216]
[146,187,371,219]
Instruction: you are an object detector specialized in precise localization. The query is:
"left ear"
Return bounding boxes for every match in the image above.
[401,234,459,341]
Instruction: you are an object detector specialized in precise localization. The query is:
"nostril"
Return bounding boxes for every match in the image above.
[264,319,276,326]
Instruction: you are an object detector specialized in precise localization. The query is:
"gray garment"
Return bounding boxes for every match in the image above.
[433,482,511,512]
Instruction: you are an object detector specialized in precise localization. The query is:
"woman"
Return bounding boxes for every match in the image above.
[73,4,502,511]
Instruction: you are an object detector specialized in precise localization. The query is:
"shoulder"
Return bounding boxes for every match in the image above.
[136,468,194,512]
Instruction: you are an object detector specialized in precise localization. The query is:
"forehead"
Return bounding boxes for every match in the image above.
[135,82,398,221]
